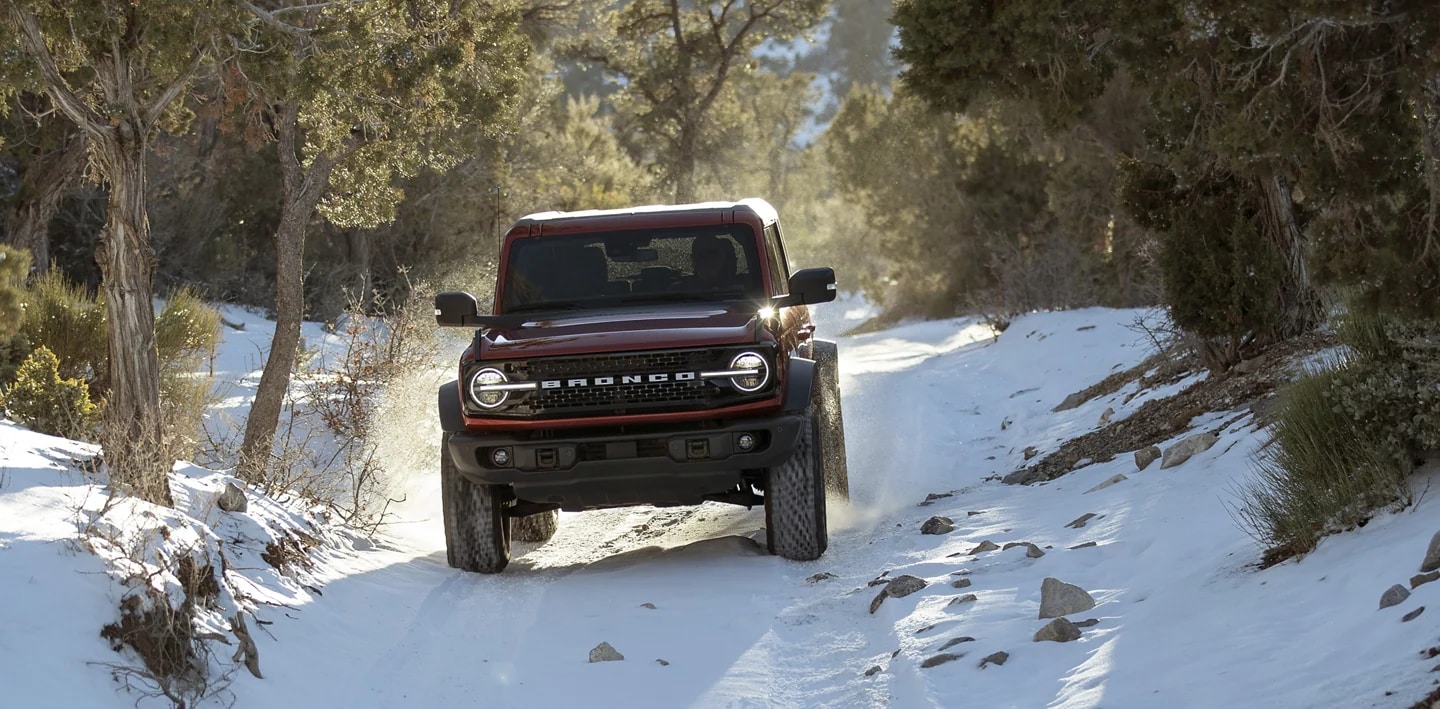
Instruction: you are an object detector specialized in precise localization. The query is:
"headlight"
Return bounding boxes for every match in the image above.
[469,368,511,409]
[728,351,769,393]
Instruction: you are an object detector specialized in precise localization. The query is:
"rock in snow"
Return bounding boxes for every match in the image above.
[921,516,955,535]
[870,575,928,614]
[1039,578,1096,619]
[589,642,624,663]
[1135,445,1162,470]
[1421,531,1440,573]
[1160,433,1219,469]
[1034,618,1082,643]
[1379,585,1411,610]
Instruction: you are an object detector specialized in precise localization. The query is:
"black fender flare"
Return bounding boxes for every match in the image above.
[438,380,465,432]
[782,356,816,413]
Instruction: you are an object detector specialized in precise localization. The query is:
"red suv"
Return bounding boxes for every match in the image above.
[435,199,847,573]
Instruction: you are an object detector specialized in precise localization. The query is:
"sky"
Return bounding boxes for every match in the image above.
[2,302,1439,708]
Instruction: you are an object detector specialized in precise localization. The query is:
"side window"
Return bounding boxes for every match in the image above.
[764,224,790,295]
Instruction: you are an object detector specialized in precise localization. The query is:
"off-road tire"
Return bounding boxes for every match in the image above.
[440,432,511,573]
[764,412,828,561]
[511,509,560,543]
[812,339,850,502]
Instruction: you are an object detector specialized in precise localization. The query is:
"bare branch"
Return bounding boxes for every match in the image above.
[143,49,206,127]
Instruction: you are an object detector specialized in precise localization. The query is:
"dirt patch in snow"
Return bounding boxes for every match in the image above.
[1006,331,1337,485]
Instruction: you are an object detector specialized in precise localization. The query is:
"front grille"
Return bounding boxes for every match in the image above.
[467,346,775,419]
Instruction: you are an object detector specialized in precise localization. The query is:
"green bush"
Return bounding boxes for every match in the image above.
[0,245,30,337]
[155,288,221,370]
[18,270,106,386]
[1236,312,1440,561]
[0,345,98,440]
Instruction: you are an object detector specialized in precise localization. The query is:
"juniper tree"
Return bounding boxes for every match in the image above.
[230,0,529,482]
[565,0,828,203]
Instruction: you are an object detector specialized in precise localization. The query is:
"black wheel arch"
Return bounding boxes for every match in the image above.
[782,356,815,413]
[439,380,465,433]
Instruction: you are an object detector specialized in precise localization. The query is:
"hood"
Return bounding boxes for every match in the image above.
[478,302,763,359]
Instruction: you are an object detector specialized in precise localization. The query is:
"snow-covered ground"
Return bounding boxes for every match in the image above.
[4,305,1440,708]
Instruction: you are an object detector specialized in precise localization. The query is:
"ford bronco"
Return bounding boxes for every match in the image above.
[434,199,848,573]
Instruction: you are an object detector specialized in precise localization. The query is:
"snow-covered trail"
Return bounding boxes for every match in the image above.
[226,309,1167,708]
[70,305,1440,709]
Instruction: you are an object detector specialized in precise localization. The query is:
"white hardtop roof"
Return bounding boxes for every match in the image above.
[520,198,778,225]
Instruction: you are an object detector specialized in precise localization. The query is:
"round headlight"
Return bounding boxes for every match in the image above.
[469,367,510,409]
[729,351,769,393]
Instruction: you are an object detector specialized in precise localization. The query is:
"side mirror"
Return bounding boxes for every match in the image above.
[773,267,837,308]
[435,291,528,329]
[435,291,480,327]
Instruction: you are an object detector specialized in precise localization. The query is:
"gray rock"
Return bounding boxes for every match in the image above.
[863,665,882,677]
[1084,474,1128,494]
[1069,541,1098,550]
[915,623,937,635]
[1023,446,1039,460]
[1034,618,1082,643]
[1098,407,1115,426]
[967,510,985,517]
[1421,531,1440,573]
[1003,468,1041,485]
[589,642,624,662]
[922,516,955,535]
[947,594,978,607]
[1380,584,1411,610]
[921,653,965,668]
[1073,618,1100,628]
[1403,607,1426,623]
[1039,578,1096,619]
[1135,446,1162,471]
[640,603,657,609]
[870,575,928,614]
[1002,542,1026,551]
[969,540,1000,555]
[1065,513,1099,529]
[1053,391,1088,412]
[1234,357,1265,375]
[952,578,972,590]
[923,492,953,503]
[217,482,248,513]
[1412,571,1440,589]
[979,651,1009,668]
[939,636,976,651]
[1160,433,1219,469]
[806,572,838,584]
[1025,543,1045,559]
[656,659,670,666]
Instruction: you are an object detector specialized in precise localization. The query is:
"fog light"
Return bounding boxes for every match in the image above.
[491,448,511,467]
[736,433,756,452]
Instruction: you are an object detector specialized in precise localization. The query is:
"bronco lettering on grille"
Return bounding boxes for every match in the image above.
[539,371,698,389]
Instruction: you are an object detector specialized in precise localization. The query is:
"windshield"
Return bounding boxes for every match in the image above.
[500,225,764,313]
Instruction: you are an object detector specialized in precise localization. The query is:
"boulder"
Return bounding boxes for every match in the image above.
[921,516,955,535]
[218,482,248,513]
[1065,513,1098,529]
[1412,571,1440,590]
[921,653,965,669]
[951,578,972,590]
[869,575,928,614]
[979,651,1009,668]
[939,636,976,651]
[1038,578,1096,619]
[1160,433,1219,469]
[1134,446,1162,471]
[589,642,624,663]
[1034,618,1082,643]
[1421,531,1440,573]
[1380,584,1411,610]
[969,540,1000,555]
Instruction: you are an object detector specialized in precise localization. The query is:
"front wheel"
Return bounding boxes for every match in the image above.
[764,412,828,561]
[440,432,512,573]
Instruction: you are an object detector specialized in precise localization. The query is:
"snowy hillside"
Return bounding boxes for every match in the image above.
[4,306,1440,708]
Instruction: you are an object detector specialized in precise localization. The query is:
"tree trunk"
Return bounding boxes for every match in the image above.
[7,130,88,273]
[238,103,337,483]
[674,127,697,204]
[1258,174,1321,339]
[93,126,170,507]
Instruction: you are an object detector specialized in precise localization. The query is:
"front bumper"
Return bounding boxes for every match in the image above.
[446,414,804,510]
